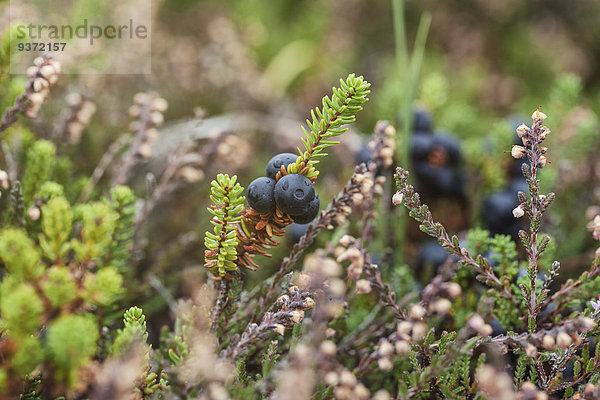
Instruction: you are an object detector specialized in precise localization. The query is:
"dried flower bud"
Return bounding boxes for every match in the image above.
[324,371,338,386]
[0,170,9,189]
[468,315,485,331]
[339,234,354,247]
[152,97,169,112]
[352,193,364,205]
[150,111,165,126]
[290,309,304,324]
[392,192,404,206]
[179,166,205,183]
[336,247,362,263]
[556,332,572,349]
[295,273,312,289]
[319,340,337,356]
[430,298,452,315]
[361,179,373,193]
[339,370,356,386]
[516,123,530,138]
[128,104,141,118]
[134,92,150,105]
[587,215,600,241]
[28,92,45,106]
[395,340,410,355]
[525,344,537,358]
[408,304,426,320]
[480,324,493,337]
[138,142,152,158]
[511,145,527,159]
[65,92,83,106]
[584,383,597,395]
[32,77,49,92]
[340,205,352,216]
[39,64,56,80]
[411,322,427,341]
[328,278,346,297]
[334,214,347,226]
[397,321,413,336]
[377,357,393,372]
[539,126,551,140]
[303,297,315,308]
[581,317,596,331]
[27,206,40,221]
[325,328,336,338]
[378,341,394,357]
[356,279,372,294]
[538,155,547,168]
[521,382,536,391]
[542,334,555,349]
[383,124,395,136]
[513,205,525,218]
[273,324,285,336]
[372,390,391,400]
[354,384,370,400]
[444,282,462,299]
[26,66,38,78]
[380,147,394,159]
[277,295,289,306]
[531,109,548,121]
[288,286,299,296]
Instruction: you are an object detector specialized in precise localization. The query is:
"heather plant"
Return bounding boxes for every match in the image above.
[1,5,600,399]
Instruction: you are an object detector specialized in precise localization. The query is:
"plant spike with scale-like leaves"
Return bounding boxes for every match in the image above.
[203,174,245,280]
[285,73,371,181]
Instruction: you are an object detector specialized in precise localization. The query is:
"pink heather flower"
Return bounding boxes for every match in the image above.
[588,215,600,240]
[512,205,525,218]
[392,192,404,206]
[591,294,600,311]
[511,145,527,159]
[516,123,530,138]
[532,109,548,121]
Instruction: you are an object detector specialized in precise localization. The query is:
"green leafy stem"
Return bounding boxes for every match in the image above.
[289,73,371,179]
[203,174,245,279]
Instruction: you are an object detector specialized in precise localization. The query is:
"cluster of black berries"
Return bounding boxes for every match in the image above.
[410,109,465,199]
[481,117,530,241]
[246,153,320,224]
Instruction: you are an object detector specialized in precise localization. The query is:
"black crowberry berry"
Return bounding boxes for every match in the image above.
[288,222,309,243]
[482,189,522,239]
[356,144,372,166]
[246,177,276,213]
[432,133,461,166]
[274,174,315,215]
[411,134,434,161]
[266,153,299,180]
[413,108,433,133]
[292,194,320,224]
[417,240,456,272]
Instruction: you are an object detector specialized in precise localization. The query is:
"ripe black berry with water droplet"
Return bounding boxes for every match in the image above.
[292,194,320,224]
[246,177,276,213]
[266,153,298,180]
[274,174,315,215]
